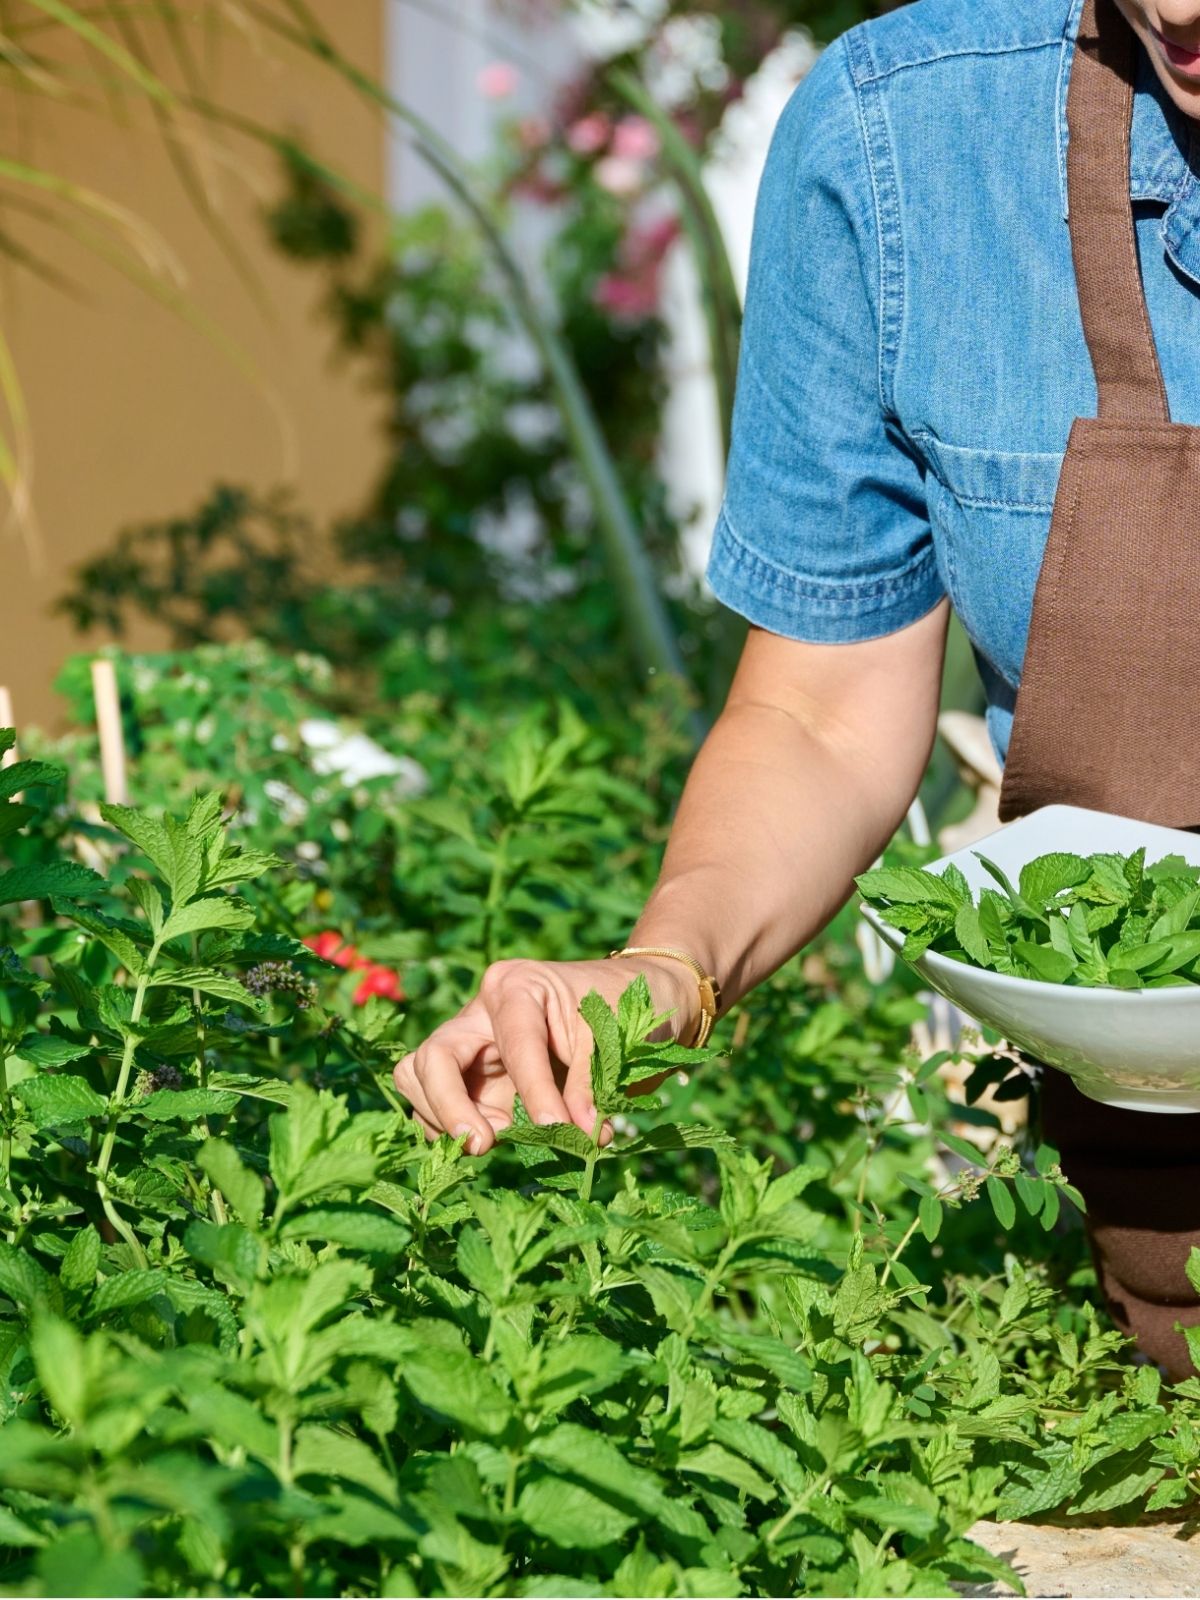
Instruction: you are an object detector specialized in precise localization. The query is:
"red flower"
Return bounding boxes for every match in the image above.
[306,931,404,1004]
[304,931,361,969]
[352,964,405,1006]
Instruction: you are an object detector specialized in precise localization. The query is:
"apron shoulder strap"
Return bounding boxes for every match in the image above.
[1068,0,1170,423]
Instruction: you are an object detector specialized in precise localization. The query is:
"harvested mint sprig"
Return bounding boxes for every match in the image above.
[858,848,1200,989]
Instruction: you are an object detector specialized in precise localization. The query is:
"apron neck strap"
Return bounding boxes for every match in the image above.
[1068,0,1170,423]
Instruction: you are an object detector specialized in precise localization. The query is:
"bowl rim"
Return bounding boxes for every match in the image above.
[859,902,1200,1006]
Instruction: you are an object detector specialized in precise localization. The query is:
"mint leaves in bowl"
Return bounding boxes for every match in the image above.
[857,805,1200,1113]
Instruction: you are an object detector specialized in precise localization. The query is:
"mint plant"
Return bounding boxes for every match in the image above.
[2,720,1200,1597]
[859,847,1200,987]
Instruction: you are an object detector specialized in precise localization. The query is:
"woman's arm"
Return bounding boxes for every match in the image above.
[633,605,949,1013]
[393,602,949,1152]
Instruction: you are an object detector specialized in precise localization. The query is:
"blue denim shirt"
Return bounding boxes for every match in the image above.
[706,0,1200,761]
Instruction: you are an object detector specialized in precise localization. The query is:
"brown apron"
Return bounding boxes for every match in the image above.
[997,0,1200,1379]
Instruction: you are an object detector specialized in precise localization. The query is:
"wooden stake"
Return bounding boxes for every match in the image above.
[0,686,15,768]
[91,658,129,806]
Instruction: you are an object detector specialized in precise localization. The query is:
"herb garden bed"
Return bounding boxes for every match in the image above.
[3,648,1200,1599]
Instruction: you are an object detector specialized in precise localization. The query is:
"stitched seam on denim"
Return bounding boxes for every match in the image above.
[850,38,1063,90]
[712,507,937,603]
[845,39,903,420]
[1056,0,1079,218]
[945,494,1056,512]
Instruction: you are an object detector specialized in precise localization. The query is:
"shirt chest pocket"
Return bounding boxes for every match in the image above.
[915,433,1066,690]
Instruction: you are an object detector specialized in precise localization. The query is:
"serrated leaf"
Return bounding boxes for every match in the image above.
[497,1116,594,1161]
[618,1123,736,1157]
[88,1269,167,1320]
[1071,1443,1160,1514]
[127,877,164,935]
[0,862,106,906]
[579,989,621,1110]
[132,1090,239,1122]
[197,1139,265,1227]
[29,1317,86,1424]
[160,896,254,944]
[293,1425,395,1500]
[857,866,962,909]
[677,1442,773,1501]
[401,1332,512,1437]
[0,761,62,801]
[147,967,263,1009]
[14,1035,93,1069]
[161,814,205,906]
[183,1220,260,1292]
[50,901,146,975]
[279,1207,411,1253]
[530,1334,629,1415]
[1018,852,1091,907]
[1012,940,1075,984]
[99,803,172,876]
[954,903,992,967]
[59,1228,101,1292]
[517,1469,636,1549]
[14,1075,106,1128]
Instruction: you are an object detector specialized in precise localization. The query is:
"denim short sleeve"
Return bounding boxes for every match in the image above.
[706,38,944,643]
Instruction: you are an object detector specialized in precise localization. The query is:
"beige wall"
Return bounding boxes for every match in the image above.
[2,2,386,730]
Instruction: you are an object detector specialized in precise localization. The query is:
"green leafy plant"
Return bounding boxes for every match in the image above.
[859,848,1200,988]
[4,710,1200,1597]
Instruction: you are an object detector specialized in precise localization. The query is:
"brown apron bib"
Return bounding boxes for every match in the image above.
[999,0,1200,828]
[997,0,1200,1379]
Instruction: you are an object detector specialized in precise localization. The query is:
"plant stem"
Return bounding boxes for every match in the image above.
[879,1215,922,1287]
[191,932,227,1225]
[579,1107,607,1205]
[503,1450,521,1518]
[94,964,152,1266]
[0,1051,11,1193]
[682,1237,738,1338]
[766,1473,832,1547]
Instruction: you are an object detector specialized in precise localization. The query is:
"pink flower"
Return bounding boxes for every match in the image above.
[594,155,644,197]
[594,274,659,319]
[477,61,519,100]
[592,213,682,323]
[625,214,683,264]
[611,116,660,163]
[566,112,611,155]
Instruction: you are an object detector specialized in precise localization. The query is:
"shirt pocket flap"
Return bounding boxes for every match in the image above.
[919,434,1063,513]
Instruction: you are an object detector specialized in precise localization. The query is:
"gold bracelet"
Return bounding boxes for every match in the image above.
[607,945,722,1049]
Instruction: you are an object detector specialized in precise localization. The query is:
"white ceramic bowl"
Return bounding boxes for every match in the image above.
[859,804,1200,1114]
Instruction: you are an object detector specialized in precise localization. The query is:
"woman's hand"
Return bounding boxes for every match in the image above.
[393,956,698,1155]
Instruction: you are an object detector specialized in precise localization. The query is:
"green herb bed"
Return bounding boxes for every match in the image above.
[4,690,1200,1600]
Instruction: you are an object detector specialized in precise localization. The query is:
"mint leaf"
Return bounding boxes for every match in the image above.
[0,862,106,906]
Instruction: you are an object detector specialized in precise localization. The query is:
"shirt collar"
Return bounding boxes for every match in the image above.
[1056,0,1199,254]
